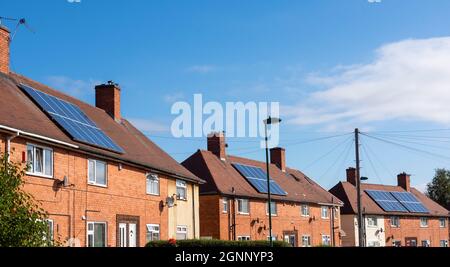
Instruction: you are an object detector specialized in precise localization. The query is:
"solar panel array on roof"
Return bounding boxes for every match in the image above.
[365,190,429,214]
[391,192,429,213]
[232,163,287,196]
[20,84,124,153]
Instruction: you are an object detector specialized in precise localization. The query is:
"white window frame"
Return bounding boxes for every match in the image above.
[301,205,310,217]
[146,174,160,196]
[266,201,277,216]
[87,222,107,247]
[420,217,429,228]
[88,159,108,187]
[47,219,54,242]
[26,143,54,178]
[267,236,277,241]
[440,240,449,247]
[367,216,378,227]
[302,235,311,247]
[439,218,446,228]
[222,197,229,213]
[176,180,187,200]
[391,216,400,228]
[367,240,381,247]
[237,236,251,241]
[237,199,250,215]
[321,235,331,246]
[176,225,188,240]
[146,224,160,242]
[421,240,431,247]
[321,206,329,219]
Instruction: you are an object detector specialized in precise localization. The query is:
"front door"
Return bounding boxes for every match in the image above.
[116,215,140,247]
[283,231,298,247]
[128,223,137,247]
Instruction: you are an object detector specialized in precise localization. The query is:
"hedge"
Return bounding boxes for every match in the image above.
[146,239,292,247]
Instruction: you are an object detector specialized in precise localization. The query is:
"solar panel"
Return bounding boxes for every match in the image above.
[232,163,287,196]
[391,192,429,213]
[365,190,409,212]
[20,84,124,153]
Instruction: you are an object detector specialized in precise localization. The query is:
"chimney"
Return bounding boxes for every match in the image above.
[207,132,227,160]
[95,81,121,122]
[346,167,357,186]
[270,147,286,172]
[397,172,411,191]
[0,25,10,74]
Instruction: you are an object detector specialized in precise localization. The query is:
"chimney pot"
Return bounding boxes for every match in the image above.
[270,147,286,172]
[95,81,121,122]
[207,132,226,160]
[346,167,357,186]
[397,172,411,191]
[0,25,10,74]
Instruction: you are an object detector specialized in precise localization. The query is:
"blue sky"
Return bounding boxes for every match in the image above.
[4,0,450,190]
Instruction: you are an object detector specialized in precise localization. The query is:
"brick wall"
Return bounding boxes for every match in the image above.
[3,135,198,247]
[200,195,341,247]
[0,26,10,74]
[384,216,449,247]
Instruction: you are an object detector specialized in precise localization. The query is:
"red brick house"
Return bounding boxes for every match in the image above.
[329,168,450,247]
[0,25,203,247]
[182,133,343,247]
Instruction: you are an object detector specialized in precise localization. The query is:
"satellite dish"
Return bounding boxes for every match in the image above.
[166,196,175,208]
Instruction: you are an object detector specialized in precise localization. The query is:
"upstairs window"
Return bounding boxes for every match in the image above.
[266,201,277,216]
[321,206,329,219]
[439,218,446,228]
[176,180,187,200]
[222,198,229,213]
[301,205,310,217]
[27,144,53,178]
[88,159,107,186]
[391,216,400,228]
[146,174,160,195]
[237,199,250,214]
[420,217,428,228]
[367,216,378,227]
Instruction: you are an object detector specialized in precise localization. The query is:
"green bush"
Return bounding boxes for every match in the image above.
[146,239,292,247]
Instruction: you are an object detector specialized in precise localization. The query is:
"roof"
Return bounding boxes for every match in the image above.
[329,181,449,217]
[182,149,342,205]
[0,72,202,183]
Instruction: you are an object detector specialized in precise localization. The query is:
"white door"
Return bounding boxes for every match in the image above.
[128,223,137,247]
[119,223,127,247]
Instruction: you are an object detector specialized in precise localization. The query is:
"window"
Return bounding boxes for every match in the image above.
[237,199,250,214]
[176,225,188,240]
[367,241,381,247]
[391,216,400,228]
[27,144,53,177]
[367,216,378,227]
[301,205,310,217]
[440,240,449,247]
[222,198,228,213]
[321,206,329,219]
[267,236,277,241]
[176,180,187,200]
[88,159,107,186]
[146,174,160,195]
[421,240,430,247]
[321,235,331,246]
[439,218,446,228]
[237,236,250,241]
[393,240,401,247]
[146,224,160,242]
[47,219,54,242]
[266,201,277,216]
[420,217,428,228]
[302,235,311,247]
[87,222,106,247]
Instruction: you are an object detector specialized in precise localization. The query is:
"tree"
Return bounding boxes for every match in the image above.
[426,168,450,209]
[0,154,53,247]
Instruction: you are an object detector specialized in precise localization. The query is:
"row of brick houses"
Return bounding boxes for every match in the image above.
[1,24,449,247]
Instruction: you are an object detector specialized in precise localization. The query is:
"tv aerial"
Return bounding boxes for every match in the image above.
[0,16,35,41]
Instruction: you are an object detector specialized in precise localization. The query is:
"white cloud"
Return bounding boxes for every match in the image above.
[284,37,450,129]
[45,75,100,99]
[129,118,169,133]
[186,65,217,74]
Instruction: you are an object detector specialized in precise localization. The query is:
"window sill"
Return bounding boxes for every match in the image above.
[26,172,54,179]
[147,193,161,197]
[88,182,108,188]
[238,212,250,216]
[177,198,188,202]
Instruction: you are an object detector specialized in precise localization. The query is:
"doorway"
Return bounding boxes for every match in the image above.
[283,231,298,247]
[116,215,140,247]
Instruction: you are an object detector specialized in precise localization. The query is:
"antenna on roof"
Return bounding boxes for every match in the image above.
[0,16,35,41]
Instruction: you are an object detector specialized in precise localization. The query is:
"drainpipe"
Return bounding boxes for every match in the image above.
[5,132,19,162]
[192,183,196,239]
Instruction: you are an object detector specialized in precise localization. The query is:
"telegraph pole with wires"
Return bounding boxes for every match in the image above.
[354,128,365,247]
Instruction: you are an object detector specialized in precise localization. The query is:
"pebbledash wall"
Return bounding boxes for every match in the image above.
[0,135,199,246]
[200,195,341,246]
